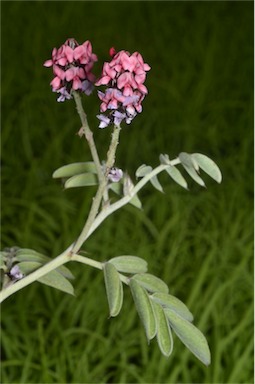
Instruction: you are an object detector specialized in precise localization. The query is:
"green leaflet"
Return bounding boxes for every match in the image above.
[165,308,211,366]
[152,301,173,357]
[136,164,153,177]
[129,278,157,341]
[103,262,123,317]
[38,270,74,296]
[151,292,194,322]
[133,273,169,294]
[179,152,206,187]
[17,261,74,295]
[109,256,148,274]
[150,175,164,193]
[109,181,142,210]
[53,162,97,178]
[136,165,164,192]
[165,165,188,189]
[191,153,222,183]
[64,173,98,189]
[15,250,74,279]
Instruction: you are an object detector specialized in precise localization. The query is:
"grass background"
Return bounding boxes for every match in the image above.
[1,1,253,383]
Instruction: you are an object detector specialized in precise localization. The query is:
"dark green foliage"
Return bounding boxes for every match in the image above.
[1,1,253,383]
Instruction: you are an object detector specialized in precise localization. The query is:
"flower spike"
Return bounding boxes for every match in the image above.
[44,38,98,101]
[96,49,151,128]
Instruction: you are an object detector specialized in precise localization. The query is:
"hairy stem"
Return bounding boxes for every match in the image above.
[72,91,104,184]
[71,124,121,254]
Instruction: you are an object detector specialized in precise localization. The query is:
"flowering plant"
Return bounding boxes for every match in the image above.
[0,38,222,365]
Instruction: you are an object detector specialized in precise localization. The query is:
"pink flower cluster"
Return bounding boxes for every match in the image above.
[44,38,97,102]
[95,48,151,128]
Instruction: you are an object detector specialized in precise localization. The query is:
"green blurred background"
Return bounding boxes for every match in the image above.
[1,1,253,383]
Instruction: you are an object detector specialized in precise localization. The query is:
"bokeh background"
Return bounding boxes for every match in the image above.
[1,1,253,383]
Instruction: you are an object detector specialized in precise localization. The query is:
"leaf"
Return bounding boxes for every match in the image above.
[103,262,123,317]
[151,292,194,322]
[136,165,153,178]
[179,152,206,187]
[17,261,43,275]
[133,273,169,294]
[109,182,142,209]
[38,270,75,295]
[129,278,157,341]
[191,153,222,183]
[16,249,51,263]
[56,265,75,280]
[64,173,98,189]
[150,175,164,193]
[109,256,148,274]
[165,309,211,365]
[152,301,173,357]
[165,165,188,190]
[17,261,75,295]
[16,250,74,279]
[53,162,97,178]
[108,182,122,195]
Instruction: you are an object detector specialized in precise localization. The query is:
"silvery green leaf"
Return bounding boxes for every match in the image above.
[103,262,123,317]
[38,270,75,295]
[17,261,43,275]
[108,182,122,195]
[191,153,222,183]
[53,162,97,178]
[109,180,142,209]
[64,173,98,189]
[129,195,143,210]
[16,249,50,263]
[56,265,75,280]
[16,250,74,279]
[165,165,188,189]
[151,292,194,322]
[133,273,169,294]
[136,165,153,178]
[179,152,205,187]
[152,301,173,357]
[159,154,171,165]
[150,175,164,193]
[109,256,148,274]
[123,175,143,209]
[129,278,157,341]
[165,309,211,366]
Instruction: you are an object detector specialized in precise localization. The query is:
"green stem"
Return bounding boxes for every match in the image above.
[72,91,104,185]
[85,159,181,240]
[0,245,74,303]
[71,124,121,255]
[71,254,130,285]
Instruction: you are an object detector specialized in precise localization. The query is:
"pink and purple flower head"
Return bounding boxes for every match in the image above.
[96,47,151,128]
[44,38,98,102]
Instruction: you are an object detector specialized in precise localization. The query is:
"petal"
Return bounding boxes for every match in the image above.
[44,59,53,67]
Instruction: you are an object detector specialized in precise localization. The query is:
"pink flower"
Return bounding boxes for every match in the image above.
[44,38,97,101]
[95,47,150,128]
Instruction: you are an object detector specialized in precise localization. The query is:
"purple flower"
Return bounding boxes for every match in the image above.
[10,265,24,281]
[108,167,123,182]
